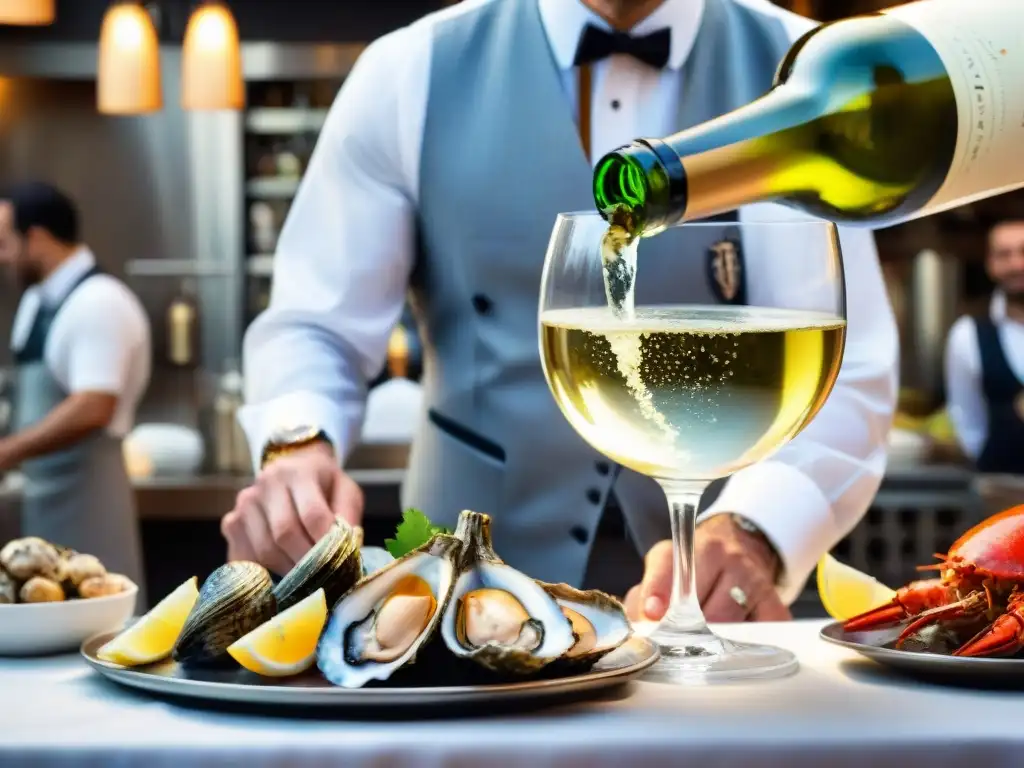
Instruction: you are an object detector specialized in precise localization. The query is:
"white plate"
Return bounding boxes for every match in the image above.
[81,632,659,710]
[0,582,138,656]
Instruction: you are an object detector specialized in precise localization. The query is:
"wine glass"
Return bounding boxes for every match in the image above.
[538,212,846,684]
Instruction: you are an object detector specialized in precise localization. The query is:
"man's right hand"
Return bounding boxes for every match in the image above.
[221,441,364,576]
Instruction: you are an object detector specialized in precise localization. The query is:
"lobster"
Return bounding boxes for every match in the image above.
[842,504,1024,657]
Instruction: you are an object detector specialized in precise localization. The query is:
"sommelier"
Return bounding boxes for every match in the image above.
[945,217,1024,474]
[0,182,151,598]
[228,0,898,622]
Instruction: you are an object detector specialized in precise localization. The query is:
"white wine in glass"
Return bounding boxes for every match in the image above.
[538,213,846,684]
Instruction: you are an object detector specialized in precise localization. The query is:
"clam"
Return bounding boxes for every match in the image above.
[272,519,362,612]
[20,576,65,603]
[539,582,632,669]
[173,561,276,667]
[439,510,575,676]
[317,534,461,688]
[0,568,16,604]
[0,537,61,581]
[61,553,107,593]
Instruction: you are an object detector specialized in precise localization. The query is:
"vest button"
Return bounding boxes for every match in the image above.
[586,488,601,505]
[595,461,611,476]
[610,99,621,110]
[471,294,493,315]
[570,525,589,544]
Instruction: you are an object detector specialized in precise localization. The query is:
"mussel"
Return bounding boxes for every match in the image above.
[173,561,276,666]
[439,511,575,676]
[272,519,362,611]
[317,534,461,688]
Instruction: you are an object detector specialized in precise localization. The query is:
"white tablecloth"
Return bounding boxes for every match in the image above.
[0,619,1019,767]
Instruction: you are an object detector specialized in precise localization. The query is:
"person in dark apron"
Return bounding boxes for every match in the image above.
[0,182,149,605]
[946,216,1024,479]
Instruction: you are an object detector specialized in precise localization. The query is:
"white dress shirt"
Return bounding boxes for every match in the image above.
[239,0,899,602]
[944,300,1024,460]
[10,247,152,438]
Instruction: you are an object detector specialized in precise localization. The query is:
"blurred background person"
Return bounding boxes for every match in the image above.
[945,216,1024,477]
[0,181,151,601]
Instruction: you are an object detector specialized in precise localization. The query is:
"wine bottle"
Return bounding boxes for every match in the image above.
[593,0,1024,237]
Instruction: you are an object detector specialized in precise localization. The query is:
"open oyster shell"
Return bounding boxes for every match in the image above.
[439,511,575,676]
[317,534,461,689]
[272,519,362,612]
[539,581,632,669]
[173,561,276,667]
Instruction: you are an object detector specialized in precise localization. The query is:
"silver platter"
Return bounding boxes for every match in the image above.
[81,631,659,709]
[820,620,1024,680]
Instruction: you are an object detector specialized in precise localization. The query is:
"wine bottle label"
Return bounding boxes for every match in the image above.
[886,0,1024,214]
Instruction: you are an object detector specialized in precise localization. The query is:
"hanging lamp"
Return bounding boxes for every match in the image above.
[181,1,244,111]
[97,1,163,115]
[0,0,54,26]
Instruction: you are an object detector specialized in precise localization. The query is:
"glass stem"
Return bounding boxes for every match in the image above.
[657,480,711,637]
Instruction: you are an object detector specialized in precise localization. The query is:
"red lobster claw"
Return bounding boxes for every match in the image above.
[954,592,1024,657]
[842,579,950,632]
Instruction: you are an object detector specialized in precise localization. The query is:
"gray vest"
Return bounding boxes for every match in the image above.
[404,0,793,586]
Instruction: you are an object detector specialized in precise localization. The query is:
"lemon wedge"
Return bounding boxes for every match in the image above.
[227,588,328,677]
[816,553,897,621]
[97,576,199,666]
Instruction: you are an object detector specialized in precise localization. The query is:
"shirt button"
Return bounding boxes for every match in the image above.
[570,526,590,544]
[610,99,621,110]
[471,294,492,315]
[586,488,601,505]
[595,461,611,476]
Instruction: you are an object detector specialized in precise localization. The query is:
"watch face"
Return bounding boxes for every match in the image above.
[271,425,319,445]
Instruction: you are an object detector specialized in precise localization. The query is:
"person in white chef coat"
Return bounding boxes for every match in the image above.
[945,217,1024,475]
[0,182,151,600]
[225,0,898,623]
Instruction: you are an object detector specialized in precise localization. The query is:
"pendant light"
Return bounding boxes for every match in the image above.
[0,0,54,26]
[97,1,162,115]
[181,1,244,111]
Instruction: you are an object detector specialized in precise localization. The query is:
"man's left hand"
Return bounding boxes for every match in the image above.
[624,515,792,623]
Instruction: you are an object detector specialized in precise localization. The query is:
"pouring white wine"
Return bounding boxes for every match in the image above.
[541,305,845,480]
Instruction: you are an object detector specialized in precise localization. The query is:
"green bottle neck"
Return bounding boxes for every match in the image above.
[594,87,819,235]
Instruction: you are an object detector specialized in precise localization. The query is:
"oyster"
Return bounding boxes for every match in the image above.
[0,569,16,604]
[317,534,461,688]
[173,561,276,666]
[540,582,632,669]
[0,537,61,581]
[360,546,395,577]
[272,519,361,611]
[352,526,397,577]
[439,511,575,676]
[20,576,65,603]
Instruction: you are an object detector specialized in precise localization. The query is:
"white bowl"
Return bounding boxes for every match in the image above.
[0,581,138,656]
[125,424,204,476]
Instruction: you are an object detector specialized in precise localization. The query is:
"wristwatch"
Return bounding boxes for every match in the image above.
[730,514,783,583]
[260,425,333,469]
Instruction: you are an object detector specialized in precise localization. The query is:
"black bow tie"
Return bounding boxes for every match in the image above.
[572,23,672,69]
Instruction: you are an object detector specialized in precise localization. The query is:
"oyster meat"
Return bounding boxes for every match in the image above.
[173,561,276,666]
[440,511,575,676]
[317,534,461,688]
[540,582,632,668]
[0,537,61,581]
[272,519,362,611]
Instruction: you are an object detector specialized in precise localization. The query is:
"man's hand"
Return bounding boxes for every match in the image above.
[624,515,792,623]
[221,441,364,576]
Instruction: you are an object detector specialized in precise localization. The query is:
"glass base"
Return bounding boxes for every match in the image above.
[643,626,799,684]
